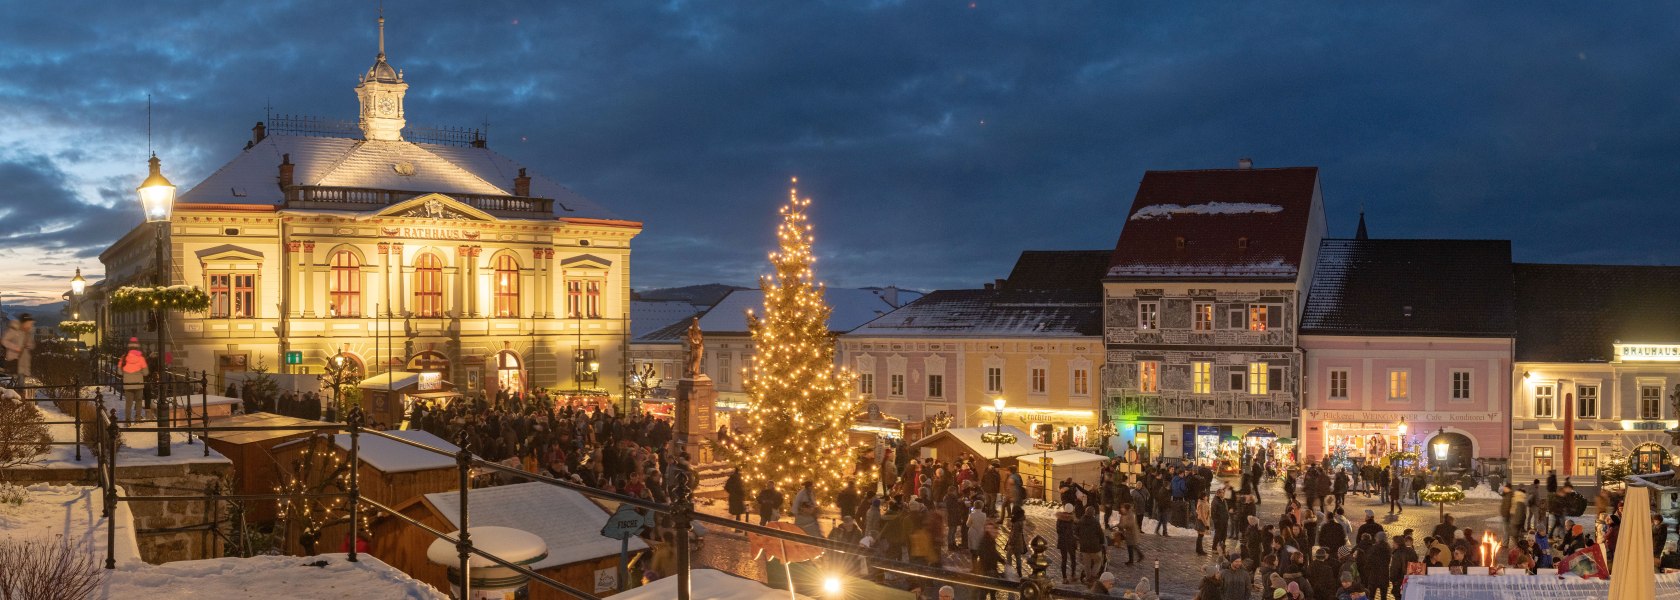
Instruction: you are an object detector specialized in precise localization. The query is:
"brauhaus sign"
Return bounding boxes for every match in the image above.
[1615,343,1680,362]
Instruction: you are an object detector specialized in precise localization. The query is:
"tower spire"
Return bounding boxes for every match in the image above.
[377,5,385,59]
[356,2,407,140]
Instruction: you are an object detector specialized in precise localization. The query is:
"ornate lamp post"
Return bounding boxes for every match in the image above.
[992,397,1006,460]
[138,153,175,457]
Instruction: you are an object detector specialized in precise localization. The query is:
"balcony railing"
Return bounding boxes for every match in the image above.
[284,186,553,215]
[1108,391,1298,421]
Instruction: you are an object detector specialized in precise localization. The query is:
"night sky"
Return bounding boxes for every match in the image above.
[4,1,1680,306]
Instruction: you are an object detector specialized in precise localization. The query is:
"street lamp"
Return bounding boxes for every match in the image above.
[1396,417,1408,437]
[992,397,1007,460]
[70,267,86,295]
[139,153,175,457]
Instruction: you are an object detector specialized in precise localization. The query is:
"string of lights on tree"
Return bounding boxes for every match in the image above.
[274,434,379,554]
[715,179,868,502]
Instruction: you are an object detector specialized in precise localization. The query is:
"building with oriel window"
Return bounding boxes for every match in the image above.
[95,16,640,402]
[1102,161,1326,464]
[1509,264,1680,485]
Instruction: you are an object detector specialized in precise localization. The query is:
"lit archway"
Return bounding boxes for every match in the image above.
[1633,443,1671,475]
[494,349,523,394]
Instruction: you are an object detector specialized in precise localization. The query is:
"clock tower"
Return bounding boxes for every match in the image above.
[355,13,408,141]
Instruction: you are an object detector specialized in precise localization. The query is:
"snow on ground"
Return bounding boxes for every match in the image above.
[613,568,812,600]
[1463,483,1502,500]
[0,484,140,563]
[20,401,228,470]
[1021,502,1201,537]
[99,554,446,599]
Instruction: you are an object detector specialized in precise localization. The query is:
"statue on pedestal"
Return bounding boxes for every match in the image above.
[683,318,704,379]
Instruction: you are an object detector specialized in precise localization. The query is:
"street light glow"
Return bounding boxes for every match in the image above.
[822,575,841,596]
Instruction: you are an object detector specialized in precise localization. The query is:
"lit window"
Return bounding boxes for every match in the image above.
[233,274,254,318]
[413,253,444,317]
[1071,368,1089,396]
[1138,302,1159,330]
[209,274,230,318]
[1030,368,1047,394]
[493,254,520,318]
[1576,448,1598,477]
[1247,304,1283,331]
[1450,371,1471,401]
[1642,386,1663,420]
[1192,362,1211,394]
[1388,370,1409,401]
[1193,303,1213,331]
[585,280,602,318]
[1328,369,1349,399]
[1577,385,1598,419]
[1139,361,1159,393]
[329,251,361,317]
[1534,385,1555,418]
[1533,446,1554,474]
[1248,362,1269,395]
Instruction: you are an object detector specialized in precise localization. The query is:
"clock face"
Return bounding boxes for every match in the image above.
[377,95,397,116]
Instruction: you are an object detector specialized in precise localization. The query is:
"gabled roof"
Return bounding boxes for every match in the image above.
[1108,167,1320,280]
[631,300,704,338]
[275,429,460,473]
[1514,263,1680,362]
[848,288,1101,338]
[1301,239,1515,337]
[908,425,1041,459]
[1004,250,1110,299]
[177,134,619,220]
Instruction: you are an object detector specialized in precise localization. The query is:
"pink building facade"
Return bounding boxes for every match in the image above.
[1297,239,1515,471]
[1301,336,1512,467]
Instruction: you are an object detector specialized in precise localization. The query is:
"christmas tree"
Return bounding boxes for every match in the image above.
[724,179,863,503]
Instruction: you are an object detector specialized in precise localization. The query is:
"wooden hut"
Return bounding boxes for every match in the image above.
[908,425,1040,466]
[371,482,647,598]
[270,429,461,555]
[1016,449,1108,502]
[203,412,331,523]
[356,371,459,429]
[165,393,242,422]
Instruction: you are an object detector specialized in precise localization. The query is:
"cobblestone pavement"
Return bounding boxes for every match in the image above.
[689,479,1506,599]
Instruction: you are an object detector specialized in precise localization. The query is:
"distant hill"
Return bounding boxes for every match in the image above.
[1,300,66,327]
[632,284,748,307]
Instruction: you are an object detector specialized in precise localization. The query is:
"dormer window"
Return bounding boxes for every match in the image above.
[1175,236,1186,249]
[1236,237,1249,251]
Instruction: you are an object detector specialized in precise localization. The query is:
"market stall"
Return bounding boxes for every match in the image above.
[356,371,458,429]
[1017,449,1108,502]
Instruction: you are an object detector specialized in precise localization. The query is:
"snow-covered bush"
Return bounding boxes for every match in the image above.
[0,398,50,472]
[0,483,25,507]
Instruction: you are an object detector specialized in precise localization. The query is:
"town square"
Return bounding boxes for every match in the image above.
[1,2,1678,599]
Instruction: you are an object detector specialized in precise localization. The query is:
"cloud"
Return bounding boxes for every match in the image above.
[1,0,1679,300]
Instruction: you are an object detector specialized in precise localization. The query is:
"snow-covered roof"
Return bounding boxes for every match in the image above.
[909,425,1041,459]
[177,134,619,221]
[1108,167,1321,281]
[847,289,1101,338]
[423,482,648,570]
[275,429,459,473]
[358,371,452,392]
[425,525,548,567]
[165,394,241,407]
[102,554,446,598]
[613,568,813,600]
[1128,202,1283,221]
[1016,449,1108,467]
[631,300,703,338]
[695,287,922,335]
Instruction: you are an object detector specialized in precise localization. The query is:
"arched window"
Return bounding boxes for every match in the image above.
[413,253,444,318]
[492,254,520,318]
[329,251,361,317]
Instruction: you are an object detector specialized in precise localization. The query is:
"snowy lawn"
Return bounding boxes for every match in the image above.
[0,484,140,563]
[99,554,445,599]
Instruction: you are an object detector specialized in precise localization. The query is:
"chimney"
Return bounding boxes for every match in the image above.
[513,168,531,197]
[470,130,487,148]
[880,285,900,307]
[983,282,995,291]
[278,154,294,188]
[252,122,267,145]
[994,278,1006,290]
[1237,157,1253,170]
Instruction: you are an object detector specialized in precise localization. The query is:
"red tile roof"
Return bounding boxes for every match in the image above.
[1108,167,1320,280]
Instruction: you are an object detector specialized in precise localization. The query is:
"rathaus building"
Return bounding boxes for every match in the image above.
[96,20,641,400]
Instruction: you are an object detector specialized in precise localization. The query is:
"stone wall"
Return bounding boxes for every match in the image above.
[3,459,231,564]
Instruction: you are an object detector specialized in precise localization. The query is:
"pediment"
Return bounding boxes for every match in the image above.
[373,193,497,222]
[196,244,264,263]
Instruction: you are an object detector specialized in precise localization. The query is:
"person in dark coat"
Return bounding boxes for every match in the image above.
[724,469,748,521]
[1306,548,1340,600]
[1317,513,1347,558]
[1359,532,1392,599]
[1056,504,1080,579]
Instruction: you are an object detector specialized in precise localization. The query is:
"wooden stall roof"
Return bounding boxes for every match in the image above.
[206,413,333,445]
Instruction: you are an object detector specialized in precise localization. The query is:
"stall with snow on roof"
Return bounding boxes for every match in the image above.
[909,424,1041,466]
[357,371,459,429]
[1016,449,1108,502]
[372,481,648,598]
[270,429,462,554]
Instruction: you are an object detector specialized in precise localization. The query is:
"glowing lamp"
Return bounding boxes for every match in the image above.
[70,267,86,295]
[822,575,841,597]
[1433,439,1449,462]
[993,397,1006,412]
[1396,417,1408,436]
[137,154,176,223]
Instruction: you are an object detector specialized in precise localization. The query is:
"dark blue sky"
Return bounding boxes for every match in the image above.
[3,1,1679,304]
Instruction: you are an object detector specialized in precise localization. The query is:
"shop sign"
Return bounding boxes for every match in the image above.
[417,372,442,391]
[380,226,481,240]
[1303,409,1502,423]
[1615,343,1680,362]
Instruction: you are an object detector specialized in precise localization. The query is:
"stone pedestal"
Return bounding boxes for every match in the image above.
[676,375,717,462]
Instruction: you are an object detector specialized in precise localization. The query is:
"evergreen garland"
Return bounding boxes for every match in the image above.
[109,285,211,314]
